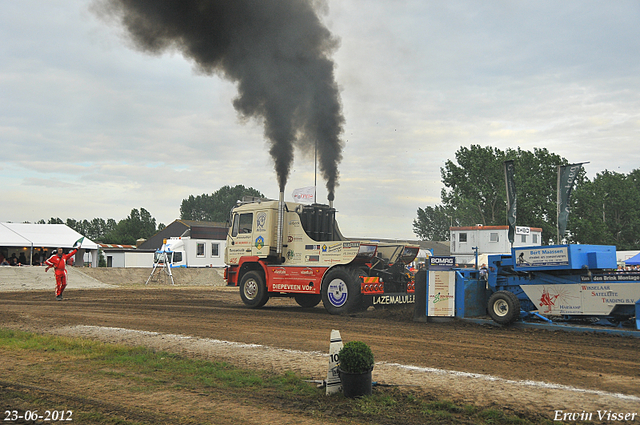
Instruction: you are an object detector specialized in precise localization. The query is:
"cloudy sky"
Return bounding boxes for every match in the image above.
[2,1,639,240]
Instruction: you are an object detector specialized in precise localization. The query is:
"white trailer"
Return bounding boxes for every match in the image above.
[155,237,226,268]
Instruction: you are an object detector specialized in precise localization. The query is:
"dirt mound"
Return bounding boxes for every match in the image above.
[76,267,227,287]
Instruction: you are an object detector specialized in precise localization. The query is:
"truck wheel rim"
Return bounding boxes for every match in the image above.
[327,279,348,307]
[493,299,509,317]
[244,279,258,300]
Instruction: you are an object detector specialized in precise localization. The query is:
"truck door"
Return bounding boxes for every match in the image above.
[228,212,254,263]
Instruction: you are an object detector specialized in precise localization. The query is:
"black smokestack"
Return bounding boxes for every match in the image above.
[93,0,344,201]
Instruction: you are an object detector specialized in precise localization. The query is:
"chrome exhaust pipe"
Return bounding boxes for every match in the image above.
[277,192,284,256]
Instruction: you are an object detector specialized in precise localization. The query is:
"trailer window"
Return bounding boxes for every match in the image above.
[459,233,467,242]
[490,233,499,242]
[211,243,219,257]
[533,234,538,243]
[196,243,205,257]
[521,234,527,243]
[232,213,253,236]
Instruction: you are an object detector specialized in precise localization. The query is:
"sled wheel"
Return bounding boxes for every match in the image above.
[321,267,363,315]
[239,271,269,308]
[295,294,322,308]
[487,291,521,325]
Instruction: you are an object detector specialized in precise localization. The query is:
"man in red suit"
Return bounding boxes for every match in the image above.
[45,247,78,301]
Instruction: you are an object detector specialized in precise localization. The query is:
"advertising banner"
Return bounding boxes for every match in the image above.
[429,256,455,270]
[557,163,584,239]
[503,160,517,244]
[427,270,455,316]
[520,283,640,316]
[292,186,316,203]
[514,246,569,268]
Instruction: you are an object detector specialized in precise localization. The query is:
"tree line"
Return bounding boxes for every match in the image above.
[41,208,162,246]
[34,185,264,245]
[413,145,640,250]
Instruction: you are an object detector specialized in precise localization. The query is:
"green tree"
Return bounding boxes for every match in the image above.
[571,170,640,249]
[413,205,455,241]
[103,208,158,245]
[505,147,578,241]
[180,185,264,222]
[440,145,507,226]
[423,145,577,243]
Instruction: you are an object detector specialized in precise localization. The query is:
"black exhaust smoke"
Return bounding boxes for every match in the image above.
[93,0,344,201]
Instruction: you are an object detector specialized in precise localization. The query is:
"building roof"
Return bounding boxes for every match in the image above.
[0,223,98,249]
[451,225,543,232]
[137,219,228,250]
[98,243,155,252]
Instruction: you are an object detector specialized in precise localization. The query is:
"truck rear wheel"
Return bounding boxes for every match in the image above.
[321,267,362,315]
[240,271,269,308]
[295,294,322,308]
[488,291,521,325]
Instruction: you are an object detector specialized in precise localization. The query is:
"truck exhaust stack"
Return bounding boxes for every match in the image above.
[277,191,285,257]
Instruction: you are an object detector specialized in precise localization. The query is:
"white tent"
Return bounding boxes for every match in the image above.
[0,223,99,267]
[0,224,31,247]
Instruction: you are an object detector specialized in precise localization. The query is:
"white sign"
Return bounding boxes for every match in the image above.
[292,186,316,203]
[515,226,530,235]
[326,329,343,395]
[427,270,455,316]
[520,282,640,316]
[514,246,569,268]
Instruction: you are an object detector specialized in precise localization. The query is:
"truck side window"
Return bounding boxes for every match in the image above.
[231,213,253,236]
[239,213,253,234]
[174,252,182,263]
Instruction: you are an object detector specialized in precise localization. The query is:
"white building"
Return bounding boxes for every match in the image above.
[450,225,543,265]
[99,244,155,268]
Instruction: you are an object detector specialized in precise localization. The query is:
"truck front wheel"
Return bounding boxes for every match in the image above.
[487,291,521,325]
[240,271,269,308]
[321,267,362,315]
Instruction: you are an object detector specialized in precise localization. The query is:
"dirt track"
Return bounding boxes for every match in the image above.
[1,284,640,422]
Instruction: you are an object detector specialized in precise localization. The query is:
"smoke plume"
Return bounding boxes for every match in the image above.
[93,0,344,201]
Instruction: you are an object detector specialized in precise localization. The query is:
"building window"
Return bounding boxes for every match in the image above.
[107,256,113,267]
[521,235,527,243]
[459,233,467,242]
[211,243,219,257]
[196,243,205,257]
[490,233,499,242]
[533,234,538,243]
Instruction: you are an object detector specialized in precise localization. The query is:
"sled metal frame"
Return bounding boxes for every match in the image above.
[145,251,175,286]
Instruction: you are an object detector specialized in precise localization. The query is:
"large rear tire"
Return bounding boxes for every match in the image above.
[321,267,362,315]
[240,271,269,308]
[295,294,322,308]
[487,291,521,325]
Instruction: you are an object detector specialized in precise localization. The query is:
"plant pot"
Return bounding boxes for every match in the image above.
[338,366,373,398]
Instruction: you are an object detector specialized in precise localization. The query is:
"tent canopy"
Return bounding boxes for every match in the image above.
[0,223,98,250]
[625,252,640,265]
[0,224,31,247]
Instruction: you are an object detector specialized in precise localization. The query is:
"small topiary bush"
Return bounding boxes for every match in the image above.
[338,341,374,374]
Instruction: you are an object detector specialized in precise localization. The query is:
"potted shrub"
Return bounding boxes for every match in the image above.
[337,340,374,397]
